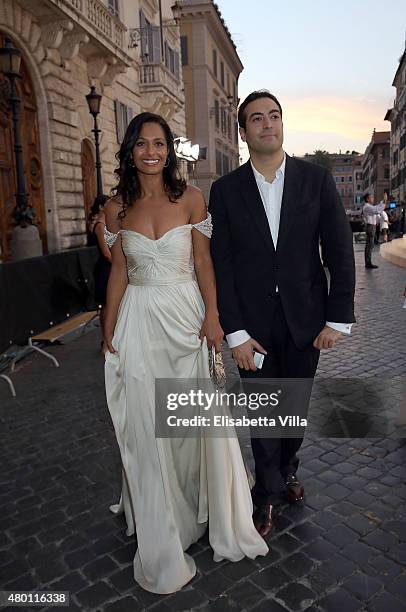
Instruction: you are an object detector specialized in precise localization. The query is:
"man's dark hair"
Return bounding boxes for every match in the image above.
[238,90,283,130]
[363,193,371,203]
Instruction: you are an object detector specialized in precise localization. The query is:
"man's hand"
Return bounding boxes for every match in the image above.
[231,338,267,371]
[313,325,341,350]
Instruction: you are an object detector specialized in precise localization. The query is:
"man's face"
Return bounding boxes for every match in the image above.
[368,194,375,204]
[239,97,283,156]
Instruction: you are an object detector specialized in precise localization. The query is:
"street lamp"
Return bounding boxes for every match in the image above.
[86,85,104,197]
[0,38,30,224]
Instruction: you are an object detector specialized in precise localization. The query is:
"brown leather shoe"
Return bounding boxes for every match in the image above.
[253,505,273,537]
[286,474,305,504]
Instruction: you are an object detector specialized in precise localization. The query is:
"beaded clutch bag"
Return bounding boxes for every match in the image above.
[208,347,226,389]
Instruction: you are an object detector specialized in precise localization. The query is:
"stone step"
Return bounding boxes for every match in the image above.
[380,237,406,268]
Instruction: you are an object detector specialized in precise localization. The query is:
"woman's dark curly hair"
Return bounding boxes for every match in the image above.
[112,112,186,219]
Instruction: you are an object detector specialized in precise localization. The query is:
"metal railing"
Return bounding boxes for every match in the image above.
[49,0,126,49]
[139,62,180,88]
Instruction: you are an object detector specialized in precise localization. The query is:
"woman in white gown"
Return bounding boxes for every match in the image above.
[104,112,268,594]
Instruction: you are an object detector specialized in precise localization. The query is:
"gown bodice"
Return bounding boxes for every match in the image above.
[105,215,212,287]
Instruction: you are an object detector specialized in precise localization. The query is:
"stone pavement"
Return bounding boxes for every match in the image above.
[0,244,405,612]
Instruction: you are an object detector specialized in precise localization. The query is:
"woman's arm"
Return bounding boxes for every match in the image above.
[189,187,223,351]
[103,199,128,353]
[94,218,112,262]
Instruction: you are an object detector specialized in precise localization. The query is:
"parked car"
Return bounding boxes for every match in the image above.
[346,209,364,233]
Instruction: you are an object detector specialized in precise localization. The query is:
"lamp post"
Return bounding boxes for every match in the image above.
[0,38,29,221]
[0,38,42,260]
[86,86,103,197]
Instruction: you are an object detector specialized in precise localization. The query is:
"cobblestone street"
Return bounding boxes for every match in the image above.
[1,244,405,612]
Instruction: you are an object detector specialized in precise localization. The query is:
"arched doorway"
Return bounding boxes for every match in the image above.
[81,138,96,229]
[0,33,46,261]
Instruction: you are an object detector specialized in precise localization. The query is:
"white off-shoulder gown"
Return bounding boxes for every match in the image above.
[104,217,268,594]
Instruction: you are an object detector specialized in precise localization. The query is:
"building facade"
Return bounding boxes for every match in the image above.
[385,49,406,206]
[301,151,363,211]
[330,153,363,211]
[361,130,390,203]
[176,0,243,200]
[0,0,186,261]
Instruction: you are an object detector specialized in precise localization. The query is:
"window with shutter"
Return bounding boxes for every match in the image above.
[164,41,169,68]
[121,104,127,135]
[139,10,148,59]
[114,99,123,144]
[214,100,219,129]
[221,108,226,134]
[222,153,229,175]
[180,36,188,66]
[174,51,180,80]
[152,26,161,62]
[108,0,119,17]
[216,149,222,176]
[126,106,134,129]
[115,100,134,144]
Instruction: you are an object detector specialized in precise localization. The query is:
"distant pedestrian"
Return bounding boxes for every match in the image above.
[88,194,112,353]
[362,193,385,269]
[380,209,389,242]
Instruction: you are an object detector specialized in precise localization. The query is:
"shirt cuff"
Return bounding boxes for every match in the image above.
[226,330,251,348]
[326,321,353,334]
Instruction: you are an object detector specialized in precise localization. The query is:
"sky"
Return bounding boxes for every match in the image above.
[217,0,406,159]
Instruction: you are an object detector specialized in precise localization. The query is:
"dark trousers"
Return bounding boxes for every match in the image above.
[365,224,376,265]
[239,296,320,507]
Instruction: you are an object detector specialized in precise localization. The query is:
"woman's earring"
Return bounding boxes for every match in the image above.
[163,157,170,168]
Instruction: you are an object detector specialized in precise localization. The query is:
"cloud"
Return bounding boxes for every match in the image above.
[238,94,391,160]
[281,94,389,154]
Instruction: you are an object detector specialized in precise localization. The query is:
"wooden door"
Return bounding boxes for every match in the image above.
[0,33,46,261]
[81,138,96,225]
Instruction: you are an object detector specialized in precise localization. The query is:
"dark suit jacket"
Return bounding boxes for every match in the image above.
[209,155,356,350]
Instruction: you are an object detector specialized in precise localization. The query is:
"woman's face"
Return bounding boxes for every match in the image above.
[132,122,169,176]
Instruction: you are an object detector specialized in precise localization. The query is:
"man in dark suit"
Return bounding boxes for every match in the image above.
[209,91,355,537]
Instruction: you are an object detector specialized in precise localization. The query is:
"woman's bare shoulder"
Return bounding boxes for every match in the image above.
[104,196,123,231]
[182,185,208,222]
[183,184,206,207]
[184,184,203,197]
[105,195,123,213]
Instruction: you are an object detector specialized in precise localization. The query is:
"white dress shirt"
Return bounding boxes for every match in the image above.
[226,155,352,349]
[363,202,385,225]
[380,210,389,229]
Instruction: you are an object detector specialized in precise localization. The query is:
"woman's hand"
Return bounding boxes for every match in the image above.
[199,313,223,352]
[104,334,118,355]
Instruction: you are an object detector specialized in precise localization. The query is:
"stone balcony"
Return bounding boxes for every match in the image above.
[139,61,184,121]
[15,0,133,80]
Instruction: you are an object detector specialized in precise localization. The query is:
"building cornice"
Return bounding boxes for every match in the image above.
[392,49,406,87]
[177,1,243,75]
